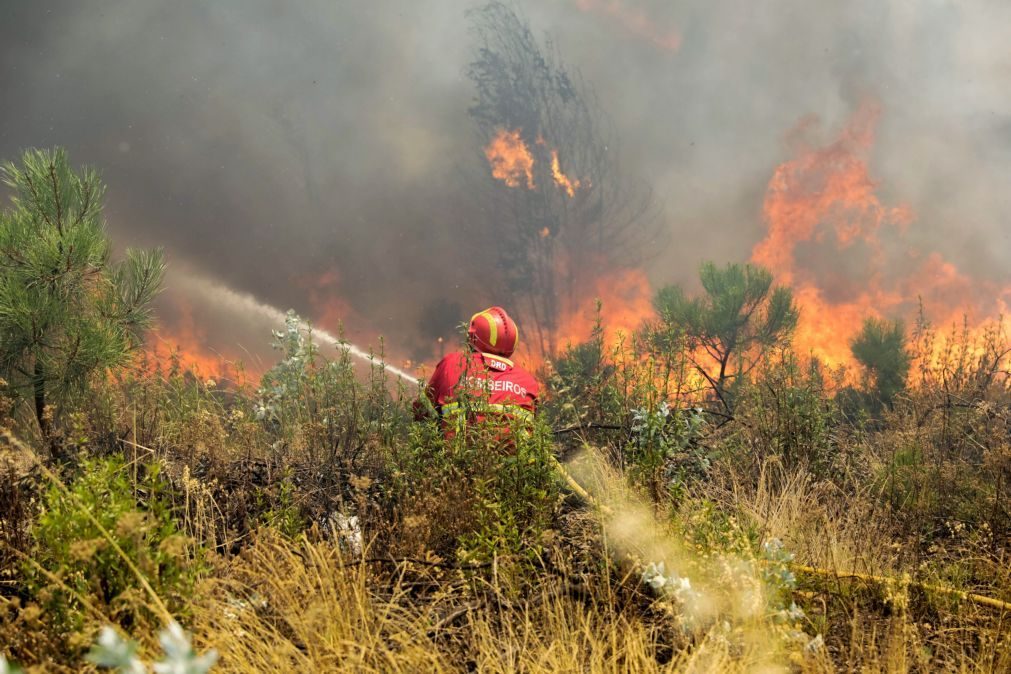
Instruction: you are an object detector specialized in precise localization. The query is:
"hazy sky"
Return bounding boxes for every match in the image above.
[2,0,1009,361]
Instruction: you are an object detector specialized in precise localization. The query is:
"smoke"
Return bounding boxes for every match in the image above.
[168,271,419,384]
[564,447,814,667]
[1,0,1009,364]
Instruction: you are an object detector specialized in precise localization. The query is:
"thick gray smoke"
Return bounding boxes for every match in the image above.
[2,0,1009,365]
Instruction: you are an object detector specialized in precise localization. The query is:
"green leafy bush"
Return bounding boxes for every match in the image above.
[255,311,407,519]
[627,402,708,503]
[388,417,559,567]
[28,455,202,636]
[459,422,560,566]
[728,353,842,479]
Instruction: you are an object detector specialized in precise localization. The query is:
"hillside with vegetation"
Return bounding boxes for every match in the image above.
[2,149,1010,672]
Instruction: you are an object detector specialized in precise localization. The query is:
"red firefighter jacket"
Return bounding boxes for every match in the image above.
[423,350,539,431]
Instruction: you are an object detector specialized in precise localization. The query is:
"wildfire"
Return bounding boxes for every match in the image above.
[484,128,585,197]
[550,149,582,197]
[753,101,1010,368]
[144,298,255,384]
[484,128,535,189]
[555,266,654,349]
[509,265,655,370]
[143,103,1009,392]
[573,0,681,53]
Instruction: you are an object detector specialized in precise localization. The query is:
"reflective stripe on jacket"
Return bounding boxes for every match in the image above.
[423,351,539,432]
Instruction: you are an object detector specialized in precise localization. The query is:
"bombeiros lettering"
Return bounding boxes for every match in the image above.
[462,375,528,399]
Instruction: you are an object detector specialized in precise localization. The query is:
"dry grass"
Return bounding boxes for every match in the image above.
[704,458,1011,673]
[188,532,823,673]
[5,322,1011,672]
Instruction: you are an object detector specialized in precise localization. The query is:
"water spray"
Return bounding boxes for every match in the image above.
[175,274,1011,614]
[174,273,420,384]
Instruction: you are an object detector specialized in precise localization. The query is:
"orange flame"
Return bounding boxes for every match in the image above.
[574,0,681,52]
[550,149,582,197]
[555,266,654,348]
[753,101,1010,368]
[485,129,585,197]
[144,298,255,384]
[509,264,655,371]
[485,128,535,189]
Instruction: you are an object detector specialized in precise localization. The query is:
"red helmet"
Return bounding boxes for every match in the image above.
[468,306,519,357]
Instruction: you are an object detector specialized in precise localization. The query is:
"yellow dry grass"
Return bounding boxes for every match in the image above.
[188,532,811,673]
[171,447,1011,673]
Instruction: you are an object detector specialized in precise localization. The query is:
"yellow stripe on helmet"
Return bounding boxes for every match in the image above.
[480,310,498,347]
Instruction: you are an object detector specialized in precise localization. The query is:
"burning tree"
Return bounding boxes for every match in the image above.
[651,262,799,412]
[0,148,164,441]
[467,1,661,356]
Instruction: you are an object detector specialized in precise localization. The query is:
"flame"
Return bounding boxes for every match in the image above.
[573,0,681,52]
[753,101,1011,368]
[484,128,535,189]
[484,129,585,197]
[144,298,254,384]
[509,264,655,370]
[550,149,582,197]
[554,266,655,349]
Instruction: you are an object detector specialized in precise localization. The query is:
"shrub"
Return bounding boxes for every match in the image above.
[458,421,560,566]
[388,417,559,568]
[256,312,407,520]
[626,401,708,503]
[727,353,843,480]
[540,313,625,431]
[27,455,202,639]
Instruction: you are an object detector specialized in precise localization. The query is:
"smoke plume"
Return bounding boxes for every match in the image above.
[2,0,1009,369]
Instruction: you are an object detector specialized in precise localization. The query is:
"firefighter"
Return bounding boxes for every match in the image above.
[420,306,539,438]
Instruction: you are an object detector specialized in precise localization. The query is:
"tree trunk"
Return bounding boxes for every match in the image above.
[34,360,49,438]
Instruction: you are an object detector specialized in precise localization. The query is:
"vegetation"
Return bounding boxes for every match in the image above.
[651,261,799,411]
[467,1,661,355]
[0,148,164,441]
[851,316,911,409]
[2,150,1011,672]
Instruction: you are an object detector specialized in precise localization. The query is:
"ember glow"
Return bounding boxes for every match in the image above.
[752,102,1011,368]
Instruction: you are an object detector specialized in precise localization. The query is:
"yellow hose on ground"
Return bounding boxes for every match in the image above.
[549,455,1011,613]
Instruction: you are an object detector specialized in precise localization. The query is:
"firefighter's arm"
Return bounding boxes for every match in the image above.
[413,359,447,421]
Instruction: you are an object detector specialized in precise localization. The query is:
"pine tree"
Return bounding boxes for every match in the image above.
[651,262,798,410]
[851,317,909,409]
[467,2,661,356]
[0,148,164,438]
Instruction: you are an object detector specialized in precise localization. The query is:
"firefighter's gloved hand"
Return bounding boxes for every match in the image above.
[412,397,437,422]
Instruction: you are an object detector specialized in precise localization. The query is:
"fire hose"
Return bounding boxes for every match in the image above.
[548,454,1011,613]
